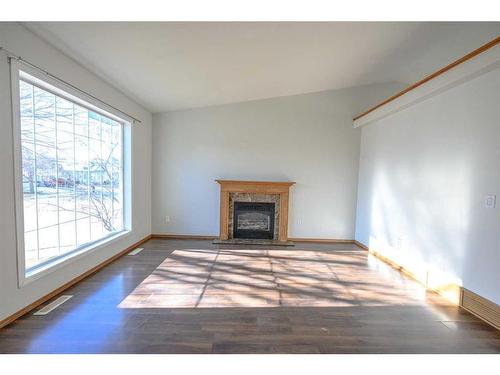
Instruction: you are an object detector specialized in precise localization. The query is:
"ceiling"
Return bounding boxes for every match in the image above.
[24,22,500,113]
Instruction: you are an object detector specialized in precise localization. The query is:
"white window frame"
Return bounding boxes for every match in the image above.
[10,60,133,287]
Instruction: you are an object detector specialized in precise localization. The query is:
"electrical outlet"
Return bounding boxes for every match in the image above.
[165,216,171,224]
[484,195,496,209]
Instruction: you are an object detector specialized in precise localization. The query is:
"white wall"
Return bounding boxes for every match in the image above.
[152,83,403,239]
[0,23,152,321]
[355,65,500,304]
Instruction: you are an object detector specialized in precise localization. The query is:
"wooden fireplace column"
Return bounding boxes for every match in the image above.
[216,180,295,242]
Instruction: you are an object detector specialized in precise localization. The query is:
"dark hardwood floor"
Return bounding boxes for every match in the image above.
[0,238,499,353]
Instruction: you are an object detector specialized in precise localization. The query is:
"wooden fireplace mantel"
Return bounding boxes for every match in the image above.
[216,180,295,242]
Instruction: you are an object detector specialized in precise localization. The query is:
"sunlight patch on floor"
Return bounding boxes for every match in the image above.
[118,248,448,309]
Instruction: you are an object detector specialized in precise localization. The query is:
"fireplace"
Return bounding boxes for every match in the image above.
[215,180,295,243]
[233,202,275,239]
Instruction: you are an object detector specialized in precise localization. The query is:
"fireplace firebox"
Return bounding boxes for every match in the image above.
[233,202,275,239]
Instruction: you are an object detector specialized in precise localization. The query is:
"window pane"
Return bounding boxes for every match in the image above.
[18,78,125,272]
[111,121,123,231]
[89,113,103,241]
[56,97,76,254]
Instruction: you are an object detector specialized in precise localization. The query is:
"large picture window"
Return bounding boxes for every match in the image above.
[14,68,127,278]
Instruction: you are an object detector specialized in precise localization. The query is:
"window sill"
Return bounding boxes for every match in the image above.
[20,230,131,288]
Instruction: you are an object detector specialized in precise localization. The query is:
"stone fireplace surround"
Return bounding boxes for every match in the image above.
[215,180,295,244]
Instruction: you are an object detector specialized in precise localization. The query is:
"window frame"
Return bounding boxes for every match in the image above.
[11,61,133,287]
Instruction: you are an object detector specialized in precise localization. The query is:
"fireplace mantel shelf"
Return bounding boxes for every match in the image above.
[216,180,295,242]
[216,180,295,193]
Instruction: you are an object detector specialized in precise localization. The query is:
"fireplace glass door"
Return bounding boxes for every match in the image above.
[233,202,275,239]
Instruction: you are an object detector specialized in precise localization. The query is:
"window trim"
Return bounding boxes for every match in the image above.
[10,60,133,287]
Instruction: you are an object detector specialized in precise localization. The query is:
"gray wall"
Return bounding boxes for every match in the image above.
[355,64,500,304]
[0,23,152,321]
[152,83,403,239]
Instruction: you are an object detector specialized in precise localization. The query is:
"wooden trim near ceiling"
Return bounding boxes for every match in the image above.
[353,36,500,121]
[0,234,152,329]
[461,288,500,331]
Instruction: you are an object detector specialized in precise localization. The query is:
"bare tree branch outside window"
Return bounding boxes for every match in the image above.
[18,79,124,269]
